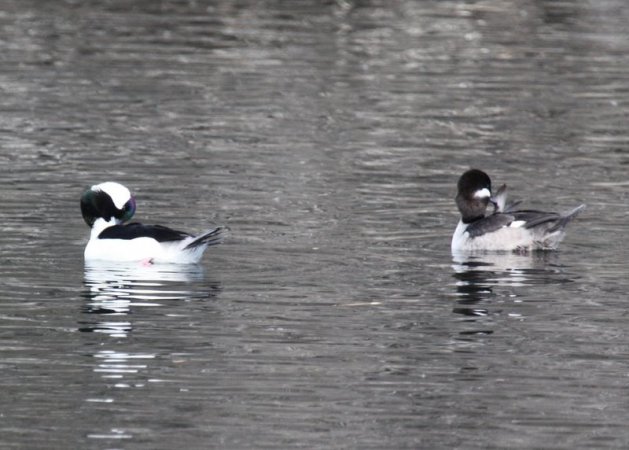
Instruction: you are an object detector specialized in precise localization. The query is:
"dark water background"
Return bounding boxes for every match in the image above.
[1,0,629,448]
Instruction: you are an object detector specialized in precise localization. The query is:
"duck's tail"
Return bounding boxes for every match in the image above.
[548,204,586,233]
[184,226,226,250]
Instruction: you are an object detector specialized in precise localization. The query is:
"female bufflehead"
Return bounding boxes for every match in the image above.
[451,169,585,253]
[81,182,224,264]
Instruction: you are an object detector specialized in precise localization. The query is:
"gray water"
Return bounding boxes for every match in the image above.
[1,0,629,448]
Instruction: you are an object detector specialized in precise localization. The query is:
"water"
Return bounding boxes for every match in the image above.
[1,0,629,448]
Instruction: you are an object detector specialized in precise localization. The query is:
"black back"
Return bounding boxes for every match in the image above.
[98,223,190,242]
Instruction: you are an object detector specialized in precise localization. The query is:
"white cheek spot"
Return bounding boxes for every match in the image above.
[473,187,491,199]
[509,220,526,228]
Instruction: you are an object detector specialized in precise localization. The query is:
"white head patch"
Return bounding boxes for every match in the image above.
[93,182,132,209]
[473,187,491,199]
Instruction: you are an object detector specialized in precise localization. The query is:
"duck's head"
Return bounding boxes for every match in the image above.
[80,182,136,228]
[455,169,494,223]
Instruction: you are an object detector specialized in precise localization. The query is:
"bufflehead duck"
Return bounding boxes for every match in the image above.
[451,169,585,253]
[81,182,224,264]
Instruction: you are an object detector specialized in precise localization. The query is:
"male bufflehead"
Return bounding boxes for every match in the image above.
[451,169,585,253]
[81,182,224,264]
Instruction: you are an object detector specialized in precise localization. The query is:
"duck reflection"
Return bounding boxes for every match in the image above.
[451,251,562,319]
[80,261,220,337]
[78,261,223,413]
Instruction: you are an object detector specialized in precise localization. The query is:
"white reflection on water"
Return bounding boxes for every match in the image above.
[80,261,220,337]
[450,251,573,320]
[92,350,155,381]
[80,261,221,420]
[452,251,563,286]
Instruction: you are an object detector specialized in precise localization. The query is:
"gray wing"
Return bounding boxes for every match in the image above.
[511,210,561,229]
[513,205,585,231]
[492,184,508,213]
[466,214,515,238]
[503,200,523,213]
[492,184,523,213]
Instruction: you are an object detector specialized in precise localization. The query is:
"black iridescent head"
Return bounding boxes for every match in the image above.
[80,182,136,228]
[455,169,493,223]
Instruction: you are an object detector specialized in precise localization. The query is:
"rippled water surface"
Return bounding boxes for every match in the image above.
[2,1,629,448]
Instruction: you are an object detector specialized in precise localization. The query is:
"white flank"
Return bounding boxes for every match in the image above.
[84,218,210,264]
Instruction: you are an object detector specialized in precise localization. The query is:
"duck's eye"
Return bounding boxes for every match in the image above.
[121,196,136,222]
